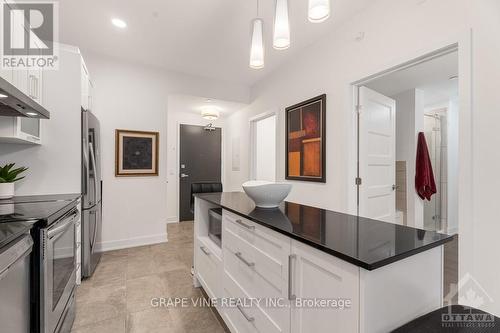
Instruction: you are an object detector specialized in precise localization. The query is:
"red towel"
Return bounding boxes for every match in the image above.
[415,132,436,201]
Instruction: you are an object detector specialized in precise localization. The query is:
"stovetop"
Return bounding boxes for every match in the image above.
[0,193,81,249]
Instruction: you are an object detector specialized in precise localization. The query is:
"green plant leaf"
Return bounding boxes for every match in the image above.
[0,163,28,183]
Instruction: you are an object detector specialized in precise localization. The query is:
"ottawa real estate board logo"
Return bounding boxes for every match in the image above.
[1,1,59,70]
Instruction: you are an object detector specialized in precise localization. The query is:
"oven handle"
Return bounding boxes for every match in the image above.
[48,211,77,239]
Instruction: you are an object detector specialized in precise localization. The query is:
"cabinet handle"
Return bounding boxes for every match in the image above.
[237,304,255,322]
[235,219,255,231]
[288,254,296,300]
[235,252,255,267]
[200,246,210,256]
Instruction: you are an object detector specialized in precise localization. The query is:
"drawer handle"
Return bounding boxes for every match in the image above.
[288,254,296,300]
[200,246,210,256]
[235,219,255,231]
[235,252,255,267]
[237,304,255,322]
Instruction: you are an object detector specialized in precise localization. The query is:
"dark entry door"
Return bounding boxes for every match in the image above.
[179,124,222,221]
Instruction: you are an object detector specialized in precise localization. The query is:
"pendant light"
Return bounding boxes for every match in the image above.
[308,0,330,23]
[249,19,265,69]
[273,0,290,50]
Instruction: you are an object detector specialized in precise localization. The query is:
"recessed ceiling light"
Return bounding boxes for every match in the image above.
[0,93,8,98]
[111,18,127,29]
[26,112,38,116]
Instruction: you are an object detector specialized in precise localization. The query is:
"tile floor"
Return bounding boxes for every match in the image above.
[71,222,226,333]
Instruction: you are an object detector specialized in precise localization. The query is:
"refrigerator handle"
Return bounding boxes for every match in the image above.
[82,138,89,196]
[89,144,99,204]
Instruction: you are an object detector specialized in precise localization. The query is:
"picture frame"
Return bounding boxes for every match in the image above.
[285,94,326,183]
[115,129,159,177]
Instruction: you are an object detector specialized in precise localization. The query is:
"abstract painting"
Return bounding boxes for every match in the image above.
[285,94,326,182]
[115,129,159,176]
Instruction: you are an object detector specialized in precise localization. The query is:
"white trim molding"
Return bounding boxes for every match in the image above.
[96,233,168,252]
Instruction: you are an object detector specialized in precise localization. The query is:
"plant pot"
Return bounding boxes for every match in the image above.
[0,183,15,199]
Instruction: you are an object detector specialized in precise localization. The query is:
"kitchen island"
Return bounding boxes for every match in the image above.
[193,192,453,333]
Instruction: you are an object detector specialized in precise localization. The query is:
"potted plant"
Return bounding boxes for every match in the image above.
[0,163,28,199]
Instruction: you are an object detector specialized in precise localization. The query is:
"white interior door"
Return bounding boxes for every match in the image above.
[358,86,396,223]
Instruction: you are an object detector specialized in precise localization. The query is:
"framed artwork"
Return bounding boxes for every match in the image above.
[115,129,159,177]
[285,94,326,182]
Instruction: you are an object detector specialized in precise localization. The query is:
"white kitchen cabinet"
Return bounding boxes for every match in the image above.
[80,59,93,110]
[194,197,444,333]
[290,240,359,333]
[0,115,41,144]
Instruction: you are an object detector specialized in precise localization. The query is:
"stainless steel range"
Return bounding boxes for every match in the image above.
[1,194,82,333]
[39,207,78,333]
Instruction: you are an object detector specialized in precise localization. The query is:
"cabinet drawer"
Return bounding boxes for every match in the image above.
[224,227,286,298]
[222,273,283,333]
[223,211,290,266]
[195,237,221,299]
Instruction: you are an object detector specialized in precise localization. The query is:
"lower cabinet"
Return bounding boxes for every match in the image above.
[193,205,442,333]
[290,240,359,333]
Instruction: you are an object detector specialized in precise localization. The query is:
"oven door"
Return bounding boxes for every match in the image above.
[41,209,78,333]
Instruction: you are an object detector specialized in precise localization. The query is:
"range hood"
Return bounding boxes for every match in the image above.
[0,76,50,119]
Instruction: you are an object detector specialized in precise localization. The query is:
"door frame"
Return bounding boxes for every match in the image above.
[348,31,473,284]
[176,122,224,222]
[248,110,279,181]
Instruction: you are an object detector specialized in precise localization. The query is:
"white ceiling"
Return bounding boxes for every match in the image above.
[59,0,371,86]
[365,51,459,106]
[169,94,248,118]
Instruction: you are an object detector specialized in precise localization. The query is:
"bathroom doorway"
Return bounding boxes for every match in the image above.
[354,49,459,234]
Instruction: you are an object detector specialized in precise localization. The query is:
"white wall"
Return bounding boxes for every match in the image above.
[223,0,500,316]
[393,89,425,228]
[84,52,248,251]
[165,97,225,223]
[255,115,276,181]
[0,46,82,196]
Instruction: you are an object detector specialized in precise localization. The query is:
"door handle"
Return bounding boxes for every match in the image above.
[235,252,255,267]
[288,254,296,300]
[200,246,210,256]
[237,305,255,322]
[180,173,189,178]
[392,184,400,191]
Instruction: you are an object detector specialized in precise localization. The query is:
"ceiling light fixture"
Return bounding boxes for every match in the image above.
[249,0,264,69]
[308,0,330,23]
[201,106,220,121]
[249,18,265,69]
[273,0,290,50]
[111,18,127,29]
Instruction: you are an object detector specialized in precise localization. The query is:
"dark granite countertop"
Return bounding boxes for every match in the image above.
[195,192,454,271]
[0,193,81,226]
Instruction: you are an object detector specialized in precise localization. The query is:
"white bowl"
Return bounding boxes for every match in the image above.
[242,181,292,209]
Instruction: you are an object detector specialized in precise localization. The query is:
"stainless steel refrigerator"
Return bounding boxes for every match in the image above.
[81,109,102,278]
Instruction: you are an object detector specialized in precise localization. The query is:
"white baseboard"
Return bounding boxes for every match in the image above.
[96,233,168,252]
[167,216,179,224]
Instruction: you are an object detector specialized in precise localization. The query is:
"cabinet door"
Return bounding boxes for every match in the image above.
[81,62,89,109]
[10,9,29,95]
[290,241,359,333]
[28,37,44,106]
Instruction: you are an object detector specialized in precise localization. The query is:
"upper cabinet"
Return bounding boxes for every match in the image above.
[80,59,93,111]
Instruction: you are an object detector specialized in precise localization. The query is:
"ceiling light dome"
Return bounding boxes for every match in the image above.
[111,18,127,29]
[308,0,330,23]
[201,107,220,121]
